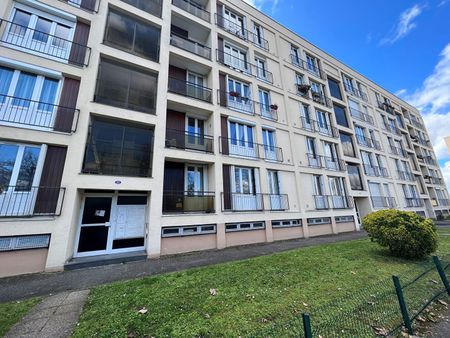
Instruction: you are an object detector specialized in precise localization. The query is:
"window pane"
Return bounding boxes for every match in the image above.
[15,146,40,191]
[0,144,19,187]
[105,11,134,51]
[347,164,363,190]
[0,66,14,103]
[12,73,37,107]
[134,20,160,61]
[340,133,355,157]
[52,24,71,49]
[33,17,52,43]
[121,0,162,17]
[10,10,31,37]
[327,78,342,100]
[38,78,59,112]
[333,104,348,127]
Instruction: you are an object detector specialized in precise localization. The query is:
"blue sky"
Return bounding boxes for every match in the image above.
[245,0,450,191]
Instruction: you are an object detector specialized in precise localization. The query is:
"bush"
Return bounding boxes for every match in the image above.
[362,209,438,259]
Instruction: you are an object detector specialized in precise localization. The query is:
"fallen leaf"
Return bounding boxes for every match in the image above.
[138,307,148,314]
[368,301,375,306]
[438,299,448,306]
[430,279,439,284]
[302,302,308,307]
[204,313,210,319]
[416,315,426,323]
[350,271,357,275]
[210,288,217,296]
[373,325,389,336]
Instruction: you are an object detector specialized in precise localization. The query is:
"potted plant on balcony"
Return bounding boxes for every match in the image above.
[297,84,310,95]
[270,104,278,111]
[229,91,240,98]
[312,91,322,102]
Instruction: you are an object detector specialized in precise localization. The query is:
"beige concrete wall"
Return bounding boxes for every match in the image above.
[0,249,48,278]
[308,224,333,237]
[336,222,356,233]
[161,234,217,256]
[226,230,267,247]
[272,226,304,241]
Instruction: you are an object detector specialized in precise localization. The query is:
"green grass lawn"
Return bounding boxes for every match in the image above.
[0,297,41,337]
[72,230,450,338]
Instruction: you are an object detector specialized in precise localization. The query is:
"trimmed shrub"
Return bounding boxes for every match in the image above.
[363,209,438,259]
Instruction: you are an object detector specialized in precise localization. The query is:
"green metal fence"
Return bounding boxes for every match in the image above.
[256,255,450,337]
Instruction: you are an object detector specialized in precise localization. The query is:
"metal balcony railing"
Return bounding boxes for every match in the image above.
[425,176,441,185]
[265,194,289,211]
[356,134,381,150]
[165,129,214,153]
[172,0,210,22]
[221,192,264,212]
[58,0,100,13]
[371,196,397,209]
[0,19,91,67]
[363,164,389,178]
[405,197,424,208]
[313,195,354,210]
[349,107,374,125]
[217,90,265,116]
[438,198,450,206]
[397,170,415,181]
[306,153,346,171]
[424,156,438,166]
[258,103,278,121]
[300,117,340,138]
[343,83,368,102]
[0,186,65,217]
[311,91,332,108]
[170,33,211,59]
[377,100,395,114]
[218,136,283,162]
[216,49,273,83]
[290,54,324,79]
[215,14,269,51]
[168,77,212,103]
[390,145,408,158]
[0,94,79,133]
[383,122,402,136]
[162,191,215,213]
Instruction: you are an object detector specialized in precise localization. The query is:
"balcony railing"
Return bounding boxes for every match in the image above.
[377,100,395,114]
[349,107,374,125]
[215,14,269,51]
[363,164,389,178]
[343,83,368,102]
[217,90,255,115]
[165,129,213,153]
[311,91,332,108]
[397,170,415,181]
[290,54,324,79]
[383,122,402,136]
[259,103,278,121]
[313,195,354,210]
[170,33,211,59]
[218,136,283,162]
[58,0,100,13]
[306,153,346,171]
[216,49,273,83]
[0,95,79,133]
[405,197,424,208]
[222,192,264,212]
[168,77,212,103]
[300,117,339,138]
[438,198,450,206]
[0,19,91,67]
[413,136,431,147]
[162,191,215,213]
[0,186,65,217]
[425,176,441,185]
[172,0,210,22]
[356,135,381,150]
[424,156,438,166]
[371,196,397,209]
[266,194,289,211]
[390,145,408,158]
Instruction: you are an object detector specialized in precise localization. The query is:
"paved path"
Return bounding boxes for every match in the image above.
[5,290,89,338]
[0,231,366,303]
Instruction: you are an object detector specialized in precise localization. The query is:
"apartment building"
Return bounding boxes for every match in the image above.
[0,0,449,277]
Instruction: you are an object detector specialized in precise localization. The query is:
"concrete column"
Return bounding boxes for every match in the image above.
[216,223,226,249]
[301,217,310,238]
[265,220,274,242]
[331,217,338,234]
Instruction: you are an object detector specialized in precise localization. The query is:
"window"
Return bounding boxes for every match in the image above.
[94,58,158,114]
[224,43,249,73]
[259,89,271,115]
[0,234,50,251]
[395,114,404,129]
[340,133,356,157]
[328,78,342,100]
[268,170,280,195]
[307,217,331,225]
[335,216,354,223]
[82,118,154,177]
[347,164,363,190]
[262,129,277,160]
[333,104,348,127]
[306,54,320,76]
[227,77,252,113]
[121,0,162,17]
[272,219,301,228]
[255,58,269,81]
[343,75,354,92]
[253,23,264,47]
[223,8,244,36]
[229,121,254,148]
[233,167,255,194]
[104,9,160,61]
[161,224,216,237]
[225,221,265,232]
[291,45,300,64]
[185,165,205,193]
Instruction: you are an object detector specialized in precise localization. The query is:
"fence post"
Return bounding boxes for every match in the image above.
[302,313,313,338]
[433,256,450,296]
[392,275,413,335]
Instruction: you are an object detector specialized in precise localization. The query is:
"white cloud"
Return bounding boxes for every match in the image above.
[441,161,450,192]
[438,0,450,7]
[243,0,280,14]
[422,112,450,160]
[379,4,424,46]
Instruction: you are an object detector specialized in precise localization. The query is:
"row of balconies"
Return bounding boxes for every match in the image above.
[313,195,354,210]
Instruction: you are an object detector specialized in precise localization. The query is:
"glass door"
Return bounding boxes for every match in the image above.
[316,110,330,135]
[223,9,244,37]
[268,170,282,210]
[301,104,313,131]
[259,89,271,118]
[232,167,259,210]
[306,137,320,168]
[186,116,206,151]
[262,128,276,161]
[227,78,252,113]
[224,44,248,73]
[313,175,327,209]
[187,72,204,100]
[228,121,256,158]
[329,177,346,208]
[323,142,338,170]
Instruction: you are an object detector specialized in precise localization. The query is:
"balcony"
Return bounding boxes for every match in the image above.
[216,49,273,83]
[0,186,65,217]
[217,90,255,115]
[356,135,381,150]
[162,191,215,213]
[424,156,438,166]
[168,77,212,103]
[170,33,211,59]
[377,100,395,115]
[438,198,450,206]
[412,136,431,147]
[172,0,210,22]
[165,129,213,153]
[405,197,424,208]
[306,154,346,171]
[215,14,269,51]
[58,0,100,13]
[343,83,368,102]
[311,92,332,108]
[349,107,374,125]
[425,176,441,185]
[259,103,278,121]
[383,122,402,136]
[371,196,397,209]
[290,54,323,79]
[363,164,389,178]
[0,19,91,67]
[390,145,408,158]
[0,95,79,133]
[313,195,354,210]
[397,170,415,182]
[218,137,283,162]
[222,193,264,212]
[266,194,289,211]
[300,117,339,138]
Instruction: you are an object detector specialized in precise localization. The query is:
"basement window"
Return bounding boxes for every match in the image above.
[307,217,331,225]
[272,219,302,228]
[161,224,216,238]
[225,221,265,232]
[335,216,354,223]
[0,234,50,252]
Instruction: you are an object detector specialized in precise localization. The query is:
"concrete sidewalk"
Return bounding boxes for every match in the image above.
[0,231,366,303]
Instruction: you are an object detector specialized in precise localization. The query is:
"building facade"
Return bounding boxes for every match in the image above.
[0,0,449,277]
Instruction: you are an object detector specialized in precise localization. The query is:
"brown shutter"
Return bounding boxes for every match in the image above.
[169,65,187,81]
[219,73,227,107]
[166,110,185,149]
[220,115,229,155]
[216,4,223,25]
[171,25,188,38]
[169,66,187,95]
[80,0,97,11]
[34,146,67,215]
[69,21,90,66]
[163,162,185,212]
[222,164,231,211]
[54,77,80,133]
[217,37,224,63]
